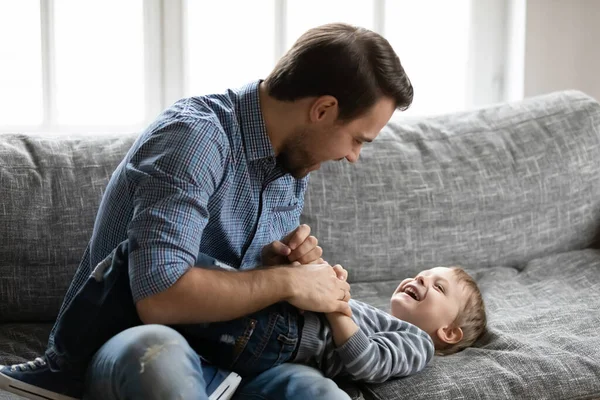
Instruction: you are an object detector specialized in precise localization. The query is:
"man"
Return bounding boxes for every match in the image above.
[0,23,413,399]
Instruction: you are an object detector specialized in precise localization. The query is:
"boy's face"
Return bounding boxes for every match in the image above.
[390,267,465,346]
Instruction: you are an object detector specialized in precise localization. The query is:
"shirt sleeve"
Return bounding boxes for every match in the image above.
[125,116,228,302]
[334,316,434,383]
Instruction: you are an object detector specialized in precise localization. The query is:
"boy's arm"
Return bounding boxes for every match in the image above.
[325,312,359,347]
[325,311,434,383]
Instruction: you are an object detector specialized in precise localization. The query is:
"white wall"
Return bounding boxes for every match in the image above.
[524,0,600,101]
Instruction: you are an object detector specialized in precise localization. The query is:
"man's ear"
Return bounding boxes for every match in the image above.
[435,325,463,345]
[309,95,338,123]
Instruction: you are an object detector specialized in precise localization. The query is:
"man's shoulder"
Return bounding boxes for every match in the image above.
[177,90,240,132]
[147,97,235,151]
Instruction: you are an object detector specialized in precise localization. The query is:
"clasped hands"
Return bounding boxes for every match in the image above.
[261,224,352,316]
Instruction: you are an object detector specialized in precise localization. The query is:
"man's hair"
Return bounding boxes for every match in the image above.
[437,267,487,355]
[264,23,413,121]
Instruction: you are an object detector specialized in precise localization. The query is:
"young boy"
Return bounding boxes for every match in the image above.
[0,240,487,399]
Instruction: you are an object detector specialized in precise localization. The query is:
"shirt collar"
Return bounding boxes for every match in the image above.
[236,80,276,162]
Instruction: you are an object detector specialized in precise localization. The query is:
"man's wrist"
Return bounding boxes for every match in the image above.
[258,264,297,302]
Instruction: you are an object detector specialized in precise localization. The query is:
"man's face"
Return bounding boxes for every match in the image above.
[278,96,396,179]
[390,267,465,340]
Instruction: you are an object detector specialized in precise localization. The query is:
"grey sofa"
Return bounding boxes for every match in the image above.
[1,90,599,400]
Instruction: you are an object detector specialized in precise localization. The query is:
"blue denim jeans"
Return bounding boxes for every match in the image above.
[175,300,302,377]
[83,324,350,400]
[47,240,350,399]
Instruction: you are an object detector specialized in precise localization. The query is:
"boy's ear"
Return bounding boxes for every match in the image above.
[436,325,463,345]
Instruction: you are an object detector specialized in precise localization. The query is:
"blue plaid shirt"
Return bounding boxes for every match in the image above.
[51,81,308,344]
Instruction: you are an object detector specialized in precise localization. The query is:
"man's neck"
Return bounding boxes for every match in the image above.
[258,82,304,156]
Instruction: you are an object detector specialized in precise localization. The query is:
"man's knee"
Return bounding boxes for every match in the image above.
[87,324,208,400]
[115,324,190,369]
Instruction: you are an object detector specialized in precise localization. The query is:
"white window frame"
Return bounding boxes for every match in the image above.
[1,0,514,134]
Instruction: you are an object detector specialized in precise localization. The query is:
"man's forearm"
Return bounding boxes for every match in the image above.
[136,266,293,325]
[325,312,359,347]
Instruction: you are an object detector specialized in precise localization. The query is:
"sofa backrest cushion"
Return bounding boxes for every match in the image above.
[0,133,137,322]
[301,91,600,282]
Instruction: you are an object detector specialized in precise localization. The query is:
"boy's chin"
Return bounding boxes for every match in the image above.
[391,292,417,306]
[390,297,410,320]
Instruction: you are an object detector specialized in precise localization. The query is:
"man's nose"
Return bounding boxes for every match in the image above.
[345,148,361,163]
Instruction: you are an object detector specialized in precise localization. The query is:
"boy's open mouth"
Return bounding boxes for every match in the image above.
[403,285,421,301]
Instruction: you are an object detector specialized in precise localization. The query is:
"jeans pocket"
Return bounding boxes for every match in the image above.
[276,333,298,364]
[232,306,300,377]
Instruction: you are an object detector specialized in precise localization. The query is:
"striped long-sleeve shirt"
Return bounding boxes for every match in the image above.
[294,299,435,383]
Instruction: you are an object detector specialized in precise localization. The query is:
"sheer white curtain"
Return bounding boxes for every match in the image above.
[0,0,510,132]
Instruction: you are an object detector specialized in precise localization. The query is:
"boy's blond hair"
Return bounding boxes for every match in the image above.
[437,267,487,355]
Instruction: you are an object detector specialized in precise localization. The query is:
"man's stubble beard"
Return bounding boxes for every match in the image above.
[277,128,319,179]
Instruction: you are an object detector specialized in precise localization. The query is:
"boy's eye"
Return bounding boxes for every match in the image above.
[436,284,445,293]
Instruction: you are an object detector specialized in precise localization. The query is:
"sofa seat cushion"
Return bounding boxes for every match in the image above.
[1,250,599,399]
[0,323,51,366]
[0,323,51,400]
[349,249,600,399]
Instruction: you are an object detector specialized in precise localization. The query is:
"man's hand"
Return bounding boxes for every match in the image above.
[286,263,352,317]
[261,224,323,266]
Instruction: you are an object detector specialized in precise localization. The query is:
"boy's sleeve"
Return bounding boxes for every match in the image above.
[333,311,434,383]
[125,116,228,303]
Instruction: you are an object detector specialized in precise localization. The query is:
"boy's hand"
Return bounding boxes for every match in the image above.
[332,264,349,283]
[261,224,323,266]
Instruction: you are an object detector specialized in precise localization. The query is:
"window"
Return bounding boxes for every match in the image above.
[385,0,472,116]
[285,0,375,49]
[54,0,145,126]
[185,0,276,96]
[0,0,43,126]
[0,0,511,132]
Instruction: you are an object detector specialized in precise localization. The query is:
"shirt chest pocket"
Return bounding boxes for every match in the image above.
[269,203,302,239]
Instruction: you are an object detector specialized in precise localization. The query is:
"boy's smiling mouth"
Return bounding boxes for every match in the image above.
[402,283,423,301]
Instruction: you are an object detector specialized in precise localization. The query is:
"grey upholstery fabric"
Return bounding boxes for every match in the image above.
[302,90,600,283]
[349,250,600,399]
[0,133,137,322]
[0,324,52,400]
[1,90,599,399]
[0,324,51,366]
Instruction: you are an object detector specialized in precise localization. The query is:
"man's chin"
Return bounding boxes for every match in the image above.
[290,169,311,179]
[289,164,320,179]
